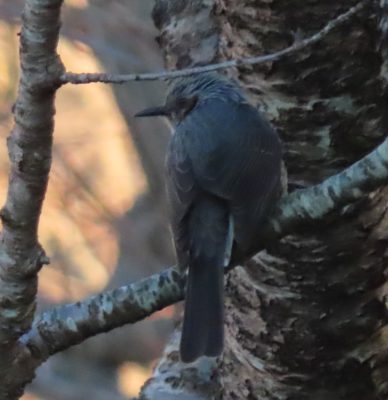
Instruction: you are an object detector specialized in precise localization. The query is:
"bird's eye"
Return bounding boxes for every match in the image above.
[176,96,198,117]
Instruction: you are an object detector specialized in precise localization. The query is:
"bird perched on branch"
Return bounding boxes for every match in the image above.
[136,72,282,363]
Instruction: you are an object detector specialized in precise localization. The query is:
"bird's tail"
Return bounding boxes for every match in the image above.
[180,196,231,363]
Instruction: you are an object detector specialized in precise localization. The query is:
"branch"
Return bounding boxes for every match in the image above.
[23,136,388,361]
[0,0,63,350]
[269,137,388,235]
[22,268,183,360]
[0,0,64,397]
[60,0,367,85]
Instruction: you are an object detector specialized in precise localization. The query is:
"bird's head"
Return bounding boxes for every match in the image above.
[135,72,245,125]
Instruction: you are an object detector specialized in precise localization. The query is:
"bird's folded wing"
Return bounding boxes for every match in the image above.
[180,98,282,249]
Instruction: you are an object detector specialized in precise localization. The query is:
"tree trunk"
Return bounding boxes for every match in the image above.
[145,1,388,398]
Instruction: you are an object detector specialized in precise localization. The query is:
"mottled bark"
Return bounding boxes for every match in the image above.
[2,1,388,399]
[0,0,176,368]
[21,137,387,369]
[141,331,221,400]
[23,268,183,359]
[142,1,388,399]
[0,0,64,399]
[61,2,368,84]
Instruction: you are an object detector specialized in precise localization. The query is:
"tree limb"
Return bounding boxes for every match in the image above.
[23,268,183,360]
[23,135,388,362]
[60,0,367,85]
[0,0,64,397]
[270,136,388,234]
[0,0,63,354]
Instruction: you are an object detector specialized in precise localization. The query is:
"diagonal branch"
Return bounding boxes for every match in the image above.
[23,268,183,360]
[23,136,388,362]
[269,137,388,235]
[60,0,367,85]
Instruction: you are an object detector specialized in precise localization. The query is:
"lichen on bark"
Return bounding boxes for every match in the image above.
[146,1,388,399]
[0,0,64,398]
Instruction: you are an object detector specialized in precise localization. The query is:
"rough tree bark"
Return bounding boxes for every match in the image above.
[141,1,388,399]
[0,0,64,398]
[1,1,388,399]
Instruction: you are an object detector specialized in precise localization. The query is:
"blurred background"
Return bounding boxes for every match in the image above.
[0,1,176,398]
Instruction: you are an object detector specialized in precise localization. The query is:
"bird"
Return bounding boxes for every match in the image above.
[135,72,282,363]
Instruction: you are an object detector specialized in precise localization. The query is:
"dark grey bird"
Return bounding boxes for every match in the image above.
[136,72,282,363]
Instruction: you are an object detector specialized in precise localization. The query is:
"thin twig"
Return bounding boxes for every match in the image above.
[61,1,367,85]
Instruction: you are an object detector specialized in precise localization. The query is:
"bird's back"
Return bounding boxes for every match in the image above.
[165,74,282,362]
[170,95,282,252]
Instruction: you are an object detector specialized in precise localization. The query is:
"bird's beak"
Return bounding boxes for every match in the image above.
[134,105,169,118]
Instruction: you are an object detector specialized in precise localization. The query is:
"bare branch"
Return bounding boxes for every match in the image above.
[22,268,183,361]
[60,1,367,85]
[23,136,388,361]
[0,0,64,351]
[0,0,64,397]
[269,137,388,235]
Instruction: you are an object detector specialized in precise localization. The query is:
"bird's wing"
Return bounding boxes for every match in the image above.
[180,98,282,251]
[167,128,229,361]
[165,131,199,269]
